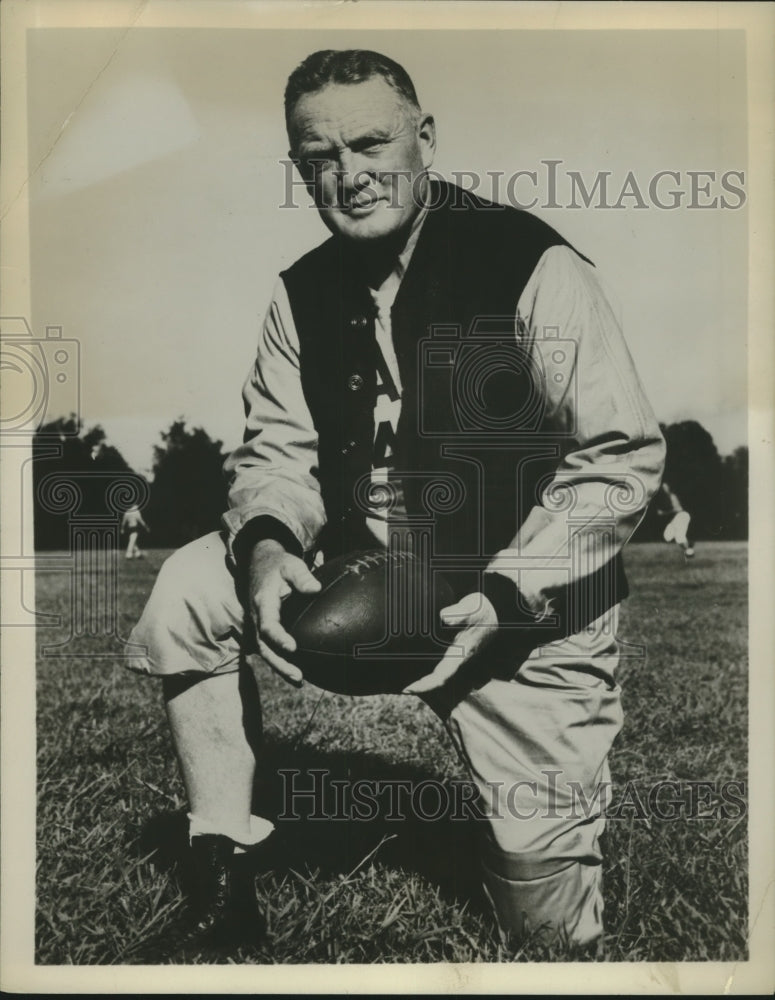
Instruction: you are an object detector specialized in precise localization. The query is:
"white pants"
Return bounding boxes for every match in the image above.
[663,510,691,547]
[127,531,623,946]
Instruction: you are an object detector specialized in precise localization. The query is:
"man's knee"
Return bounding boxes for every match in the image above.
[477,779,609,947]
[481,854,604,947]
[127,532,245,677]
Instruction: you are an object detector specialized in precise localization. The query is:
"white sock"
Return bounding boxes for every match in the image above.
[188,813,275,854]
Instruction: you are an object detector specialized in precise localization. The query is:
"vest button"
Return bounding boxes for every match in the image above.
[350,316,369,329]
[341,440,356,455]
[347,374,364,391]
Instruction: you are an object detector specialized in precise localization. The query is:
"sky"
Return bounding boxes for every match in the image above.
[26,26,748,476]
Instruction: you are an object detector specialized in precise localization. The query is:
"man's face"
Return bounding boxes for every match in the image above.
[288,77,436,245]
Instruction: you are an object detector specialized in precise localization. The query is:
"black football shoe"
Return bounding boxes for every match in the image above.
[187,833,267,948]
[136,833,267,961]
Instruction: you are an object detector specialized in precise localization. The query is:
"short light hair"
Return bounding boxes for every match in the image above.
[284,49,421,136]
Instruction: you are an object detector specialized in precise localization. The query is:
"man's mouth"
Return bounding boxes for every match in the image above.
[343,194,383,214]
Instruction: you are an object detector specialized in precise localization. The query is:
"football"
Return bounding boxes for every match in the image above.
[280,548,456,695]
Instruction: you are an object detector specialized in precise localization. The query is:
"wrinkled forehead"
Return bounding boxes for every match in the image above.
[288,78,414,148]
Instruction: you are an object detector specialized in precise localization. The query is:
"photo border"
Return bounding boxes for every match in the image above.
[2,1,773,993]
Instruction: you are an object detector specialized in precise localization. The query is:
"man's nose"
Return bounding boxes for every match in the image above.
[337,149,376,190]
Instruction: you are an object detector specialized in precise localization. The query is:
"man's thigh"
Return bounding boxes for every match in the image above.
[126,531,248,677]
[443,609,623,868]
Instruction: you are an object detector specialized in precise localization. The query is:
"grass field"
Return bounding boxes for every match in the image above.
[35,541,748,964]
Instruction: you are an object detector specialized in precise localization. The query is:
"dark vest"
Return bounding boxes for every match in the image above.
[281,180,626,612]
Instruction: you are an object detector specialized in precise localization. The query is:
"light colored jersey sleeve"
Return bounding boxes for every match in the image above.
[654,481,683,516]
[221,278,326,556]
[486,244,666,620]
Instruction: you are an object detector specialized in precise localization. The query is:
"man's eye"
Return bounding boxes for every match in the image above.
[300,155,335,175]
[359,140,387,154]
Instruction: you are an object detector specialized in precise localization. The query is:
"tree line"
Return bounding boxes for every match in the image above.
[33,417,227,551]
[633,421,748,542]
[33,416,748,550]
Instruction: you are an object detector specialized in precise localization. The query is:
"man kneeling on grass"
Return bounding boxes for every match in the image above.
[127,48,665,953]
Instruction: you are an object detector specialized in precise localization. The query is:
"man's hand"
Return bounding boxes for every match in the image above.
[247,539,321,686]
[403,591,499,695]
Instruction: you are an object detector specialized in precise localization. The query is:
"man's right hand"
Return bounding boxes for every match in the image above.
[247,539,321,686]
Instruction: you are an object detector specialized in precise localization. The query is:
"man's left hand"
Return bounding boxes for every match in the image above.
[403,591,499,695]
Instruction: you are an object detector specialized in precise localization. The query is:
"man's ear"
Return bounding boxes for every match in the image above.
[417,113,436,169]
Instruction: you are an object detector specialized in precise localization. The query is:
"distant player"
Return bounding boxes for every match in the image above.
[121,505,149,560]
[655,481,694,558]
